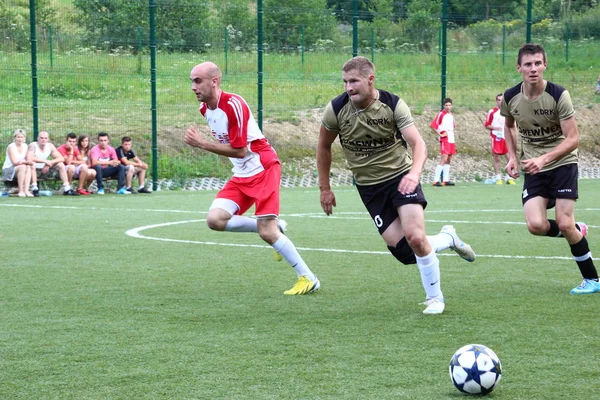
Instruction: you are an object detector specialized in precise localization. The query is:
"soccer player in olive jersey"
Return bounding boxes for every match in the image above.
[185,61,319,295]
[317,56,476,314]
[501,43,599,295]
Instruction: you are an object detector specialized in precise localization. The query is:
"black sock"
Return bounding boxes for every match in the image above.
[570,237,599,281]
[546,219,562,237]
[546,220,583,238]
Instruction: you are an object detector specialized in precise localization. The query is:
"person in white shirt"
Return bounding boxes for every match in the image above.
[27,130,77,196]
[1,129,34,197]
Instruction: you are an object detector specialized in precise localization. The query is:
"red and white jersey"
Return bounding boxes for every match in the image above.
[200,91,278,178]
[485,107,505,139]
[429,110,455,143]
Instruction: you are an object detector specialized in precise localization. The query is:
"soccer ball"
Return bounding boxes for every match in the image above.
[449,344,502,395]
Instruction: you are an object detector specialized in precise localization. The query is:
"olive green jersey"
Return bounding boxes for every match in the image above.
[321,89,415,185]
[500,81,577,173]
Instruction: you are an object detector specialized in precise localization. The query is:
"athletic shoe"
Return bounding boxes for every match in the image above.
[432,181,442,187]
[440,225,476,262]
[63,189,80,196]
[32,188,40,197]
[117,187,131,195]
[576,222,588,237]
[496,179,503,185]
[77,188,91,195]
[506,179,516,185]
[97,188,105,195]
[126,187,138,194]
[274,219,288,262]
[570,279,600,295]
[138,187,151,194]
[421,298,445,314]
[284,275,320,295]
[443,181,455,186]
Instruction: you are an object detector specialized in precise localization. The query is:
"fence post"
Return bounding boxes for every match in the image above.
[257,0,264,131]
[149,0,158,191]
[49,26,53,69]
[352,0,358,56]
[29,0,39,140]
[526,0,532,43]
[440,0,448,108]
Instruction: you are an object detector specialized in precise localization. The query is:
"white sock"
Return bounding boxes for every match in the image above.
[272,235,314,280]
[494,174,501,181]
[416,250,442,300]
[30,184,38,191]
[427,232,453,253]
[442,164,450,182]
[224,216,258,232]
[434,165,443,182]
[505,175,511,181]
[63,184,71,192]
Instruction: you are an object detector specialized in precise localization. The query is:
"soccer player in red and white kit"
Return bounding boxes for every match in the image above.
[429,98,456,186]
[184,62,319,295]
[484,94,515,185]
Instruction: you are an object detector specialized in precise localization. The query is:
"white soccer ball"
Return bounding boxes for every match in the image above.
[449,344,502,395]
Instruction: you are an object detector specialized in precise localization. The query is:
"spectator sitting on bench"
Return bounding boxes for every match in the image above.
[27,130,78,196]
[57,132,93,195]
[90,132,129,195]
[1,129,34,197]
[77,134,97,191]
[116,136,151,194]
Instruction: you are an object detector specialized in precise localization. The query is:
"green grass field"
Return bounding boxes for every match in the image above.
[1,181,600,399]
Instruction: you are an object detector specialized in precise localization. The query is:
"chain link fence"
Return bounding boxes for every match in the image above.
[1,1,599,188]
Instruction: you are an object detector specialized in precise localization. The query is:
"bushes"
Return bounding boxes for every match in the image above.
[569,6,600,40]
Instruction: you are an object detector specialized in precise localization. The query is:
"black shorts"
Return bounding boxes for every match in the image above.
[522,163,578,209]
[356,173,427,235]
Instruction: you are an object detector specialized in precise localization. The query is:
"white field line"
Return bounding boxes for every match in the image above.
[125,219,599,261]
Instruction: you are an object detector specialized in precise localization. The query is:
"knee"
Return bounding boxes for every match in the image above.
[405,232,428,253]
[258,228,278,244]
[557,220,576,237]
[526,220,546,236]
[206,214,226,231]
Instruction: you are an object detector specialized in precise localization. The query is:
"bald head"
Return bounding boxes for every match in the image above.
[191,62,222,82]
[190,61,223,108]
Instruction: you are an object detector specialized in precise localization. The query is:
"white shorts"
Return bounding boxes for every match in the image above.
[66,164,85,178]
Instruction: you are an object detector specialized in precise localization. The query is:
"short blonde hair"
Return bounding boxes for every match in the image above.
[13,129,25,137]
[342,56,375,78]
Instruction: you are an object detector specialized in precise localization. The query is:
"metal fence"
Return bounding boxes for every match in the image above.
[1,0,599,189]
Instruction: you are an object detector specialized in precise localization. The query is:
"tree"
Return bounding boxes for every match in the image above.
[405,0,441,51]
[264,0,337,51]
[73,0,211,52]
[213,0,256,51]
[0,0,57,50]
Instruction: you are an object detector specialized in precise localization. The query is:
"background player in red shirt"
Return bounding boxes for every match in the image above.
[429,98,456,186]
[484,94,515,185]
